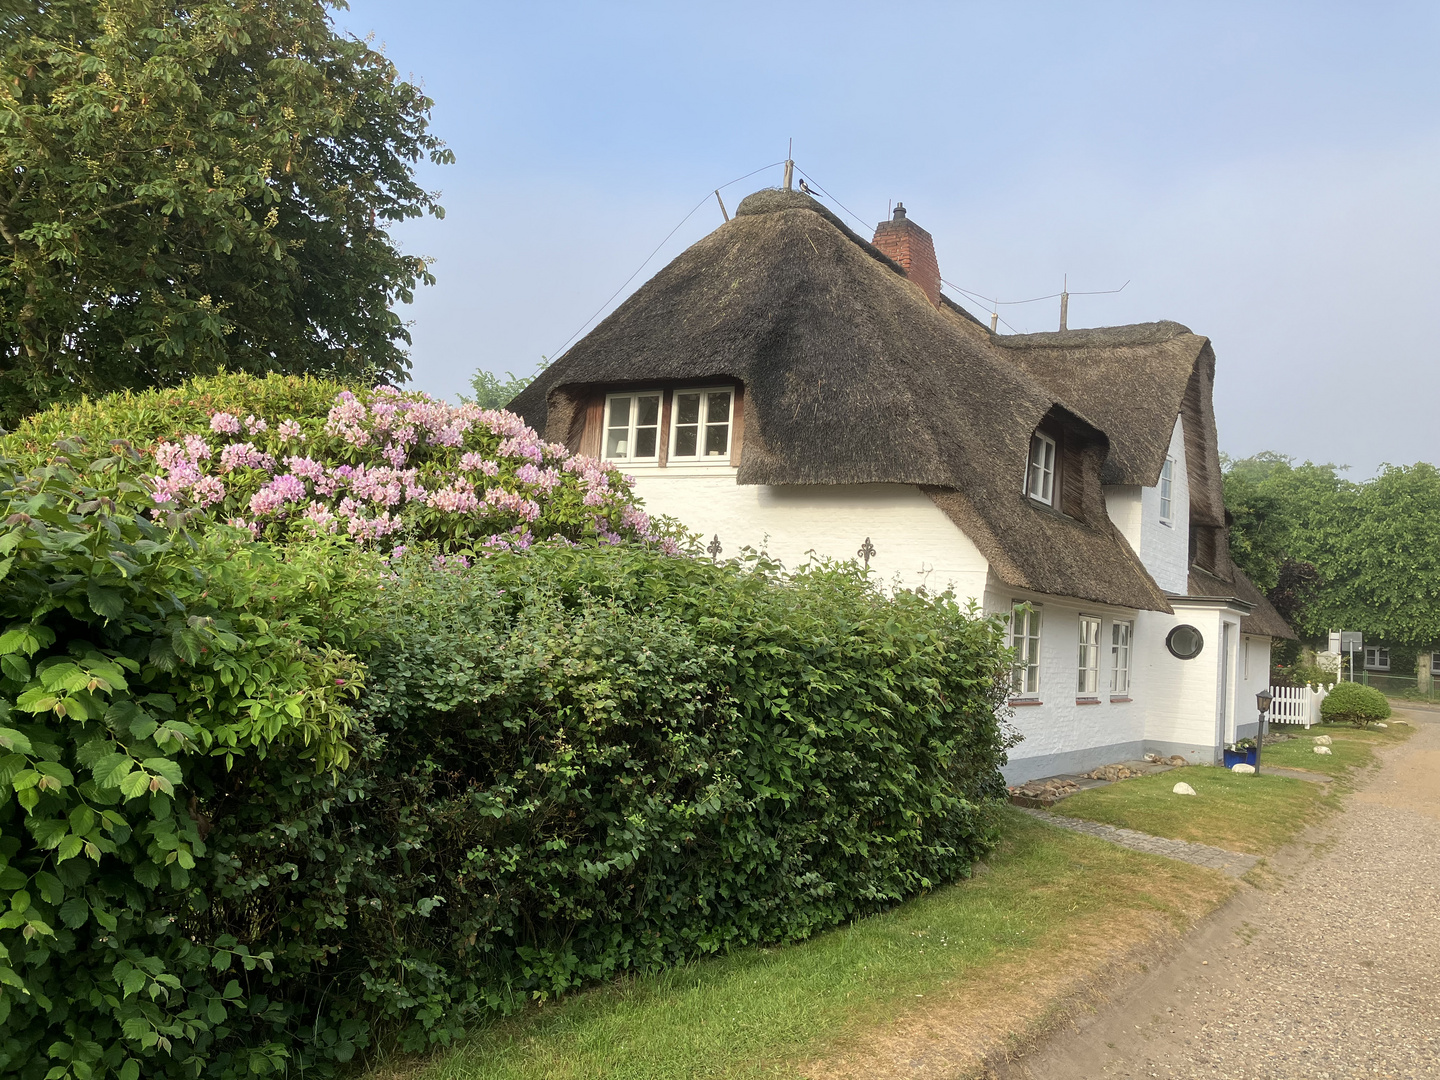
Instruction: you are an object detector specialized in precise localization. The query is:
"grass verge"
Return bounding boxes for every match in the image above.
[1054,769,1333,855]
[1260,719,1415,782]
[371,810,1233,1080]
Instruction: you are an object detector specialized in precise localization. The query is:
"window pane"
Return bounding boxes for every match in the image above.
[674,426,698,457]
[706,392,731,423]
[608,396,631,426]
[636,394,660,426]
[704,423,729,456]
[634,427,657,458]
[605,429,629,458]
[675,393,701,425]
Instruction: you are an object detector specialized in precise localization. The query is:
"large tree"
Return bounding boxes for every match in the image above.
[1224,454,1440,646]
[0,0,451,424]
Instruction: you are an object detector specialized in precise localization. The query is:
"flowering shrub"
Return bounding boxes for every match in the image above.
[6,373,662,554]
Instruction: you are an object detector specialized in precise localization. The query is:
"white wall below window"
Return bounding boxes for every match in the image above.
[1138,417,1191,594]
[628,472,991,597]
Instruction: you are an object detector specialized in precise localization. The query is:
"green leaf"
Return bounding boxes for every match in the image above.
[86,580,124,621]
[58,898,89,928]
[0,729,32,755]
[92,753,134,788]
[121,968,146,997]
[56,835,84,862]
[119,1060,140,1080]
[118,771,150,800]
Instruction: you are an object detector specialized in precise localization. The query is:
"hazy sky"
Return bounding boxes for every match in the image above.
[339,1,1440,475]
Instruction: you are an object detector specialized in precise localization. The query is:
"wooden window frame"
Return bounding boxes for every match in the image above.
[1025,432,1057,506]
[1111,619,1133,696]
[1010,602,1042,699]
[1365,647,1389,671]
[1077,614,1101,696]
[601,390,663,464]
[668,386,735,462]
[1159,456,1175,525]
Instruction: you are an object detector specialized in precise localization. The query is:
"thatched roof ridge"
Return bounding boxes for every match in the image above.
[1188,565,1297,639]
[510,189,1173,612]
[989,323,1209,487]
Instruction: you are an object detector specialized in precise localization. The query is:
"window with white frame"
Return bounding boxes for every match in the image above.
[670,388,733,460]
[1010,602,1042,697]
[1111,620,1133,695]
[1077,615,1101,695]
[1431,653,1440,676]
[1159,456,1175,524]
[1365,647,1389,671]
[1025,432,1056,505]
[603,391,662,461]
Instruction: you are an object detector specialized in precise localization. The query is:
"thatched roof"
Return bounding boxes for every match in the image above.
[992,325,1208,487]
[511,188,1180,612]
[1188,565,1298,640]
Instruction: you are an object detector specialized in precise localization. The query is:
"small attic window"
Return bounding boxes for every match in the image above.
[670,388,732,460]
[1159,457,1175,525]
[1025,432,1056,506]
[604,391,662,461]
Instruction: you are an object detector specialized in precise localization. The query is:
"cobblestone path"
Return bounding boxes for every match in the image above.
[1014,807,1262,877]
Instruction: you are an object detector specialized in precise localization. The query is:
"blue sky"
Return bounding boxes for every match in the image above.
[339,1,1440,474]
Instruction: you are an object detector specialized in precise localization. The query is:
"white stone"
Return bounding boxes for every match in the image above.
[1230,763,1256,774]
[1173,782,1197,795]
[1314,745,1333,755]
[1375,722,1388,728]
[1314,735,1333,745]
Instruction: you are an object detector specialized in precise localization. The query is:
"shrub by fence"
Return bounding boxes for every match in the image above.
[1318,681,1391,726]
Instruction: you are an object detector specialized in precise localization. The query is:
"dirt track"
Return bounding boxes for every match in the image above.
[1007,709,1440,1079]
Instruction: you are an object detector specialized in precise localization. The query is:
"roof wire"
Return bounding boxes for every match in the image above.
[546,160,787,361]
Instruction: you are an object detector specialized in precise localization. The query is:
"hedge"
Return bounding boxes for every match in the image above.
[0,442,1015,1077]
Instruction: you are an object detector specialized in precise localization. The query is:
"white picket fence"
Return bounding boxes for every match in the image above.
[1267,684,1326,727]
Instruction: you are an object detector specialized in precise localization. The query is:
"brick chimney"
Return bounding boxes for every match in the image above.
[872,203,942,307]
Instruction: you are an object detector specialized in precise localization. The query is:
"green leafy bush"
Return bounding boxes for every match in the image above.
[0,445,377,1078]
[1318,682,1391,726]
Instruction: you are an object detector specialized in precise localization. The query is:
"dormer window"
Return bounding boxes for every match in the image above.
[604,391,662,460]
[1025,432,1056,505]
[1159,456,1175,524]
[670,388,733,460]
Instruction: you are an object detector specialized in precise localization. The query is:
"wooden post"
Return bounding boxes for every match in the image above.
[783,139,793,190]
[715,190,729,221]
[1059,275,1069,330]
[990,309,999,332]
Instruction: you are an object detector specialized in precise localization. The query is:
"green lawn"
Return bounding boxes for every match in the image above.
[374,810,1233,1080]
[1260,719,1415,782]
[1054,768,1334,855]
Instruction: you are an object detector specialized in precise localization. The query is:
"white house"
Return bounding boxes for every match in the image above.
[512,188,1293,783]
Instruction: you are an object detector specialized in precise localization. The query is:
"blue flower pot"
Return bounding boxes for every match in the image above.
[1223,747,1258,768]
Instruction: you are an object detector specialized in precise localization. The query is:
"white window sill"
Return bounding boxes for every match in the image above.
[1009,697,1044,707]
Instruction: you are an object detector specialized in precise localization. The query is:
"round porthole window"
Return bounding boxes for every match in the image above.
[1166,625,1205,660]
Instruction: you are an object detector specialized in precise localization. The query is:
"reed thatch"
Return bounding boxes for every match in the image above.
[511,189,1212,614]
[1188,565,1297,639]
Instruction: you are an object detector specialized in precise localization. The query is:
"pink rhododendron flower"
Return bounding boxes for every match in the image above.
[210,412,242,435]
[244,415,267,434]
[277,419,304,441]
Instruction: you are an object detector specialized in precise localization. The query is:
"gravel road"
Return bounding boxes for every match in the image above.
[1010,709,1440,1080]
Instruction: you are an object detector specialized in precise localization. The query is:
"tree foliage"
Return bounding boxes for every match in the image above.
[1224,454,1440,646]
[0,0,452,424]
[463,359,547,411]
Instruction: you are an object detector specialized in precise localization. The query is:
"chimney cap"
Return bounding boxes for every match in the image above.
[893,202,907,220]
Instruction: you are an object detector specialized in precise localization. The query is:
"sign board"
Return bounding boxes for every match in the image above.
[1328,632,1341,654]
[1339,631,1363,651]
